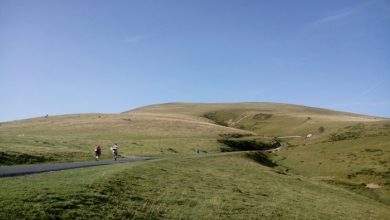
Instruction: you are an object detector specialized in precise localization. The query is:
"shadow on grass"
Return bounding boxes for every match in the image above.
[246,151,278,168]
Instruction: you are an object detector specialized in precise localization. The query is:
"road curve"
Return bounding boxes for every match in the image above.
[0,156,153,178]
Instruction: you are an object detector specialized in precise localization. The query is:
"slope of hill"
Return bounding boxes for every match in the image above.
[1,102,389,217]
[127,103,390,204]
[128,102,383,138]
[0,112,248,164]
[1,153,389,219]
[1,102,387,163]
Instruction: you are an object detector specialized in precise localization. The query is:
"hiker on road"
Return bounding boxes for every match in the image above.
[94,145,102,160]
[110,143,119,160]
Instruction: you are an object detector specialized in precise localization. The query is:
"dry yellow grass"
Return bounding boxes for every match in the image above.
[1,102,388,163]
[1,102,389,218]
[0,109,249,163]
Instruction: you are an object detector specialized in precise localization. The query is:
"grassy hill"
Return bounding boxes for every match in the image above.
[0,102,389,218]
[1,153,389,219]
[0,110,248,164]
[1,102,382,164]
[129,103,390,204]
[130,102,382,138]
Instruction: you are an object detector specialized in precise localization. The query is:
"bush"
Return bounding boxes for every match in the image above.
[329,131,361,142]
[328,124,365,142]
[0,151,50,165]
[219,133,252,139]
[218,137,280,151]
[318,126,325,133]
[203,112,228,126]
[270,137,281,148]
[252,113,272,120]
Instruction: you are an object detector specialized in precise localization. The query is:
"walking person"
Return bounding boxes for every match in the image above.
[94,145,102,160]
[110,143,119,160]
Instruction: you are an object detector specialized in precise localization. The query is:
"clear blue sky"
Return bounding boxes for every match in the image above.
[1,0,389,121]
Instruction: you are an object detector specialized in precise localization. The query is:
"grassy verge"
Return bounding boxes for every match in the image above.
[1,154,389,219]
[0,151,53,165]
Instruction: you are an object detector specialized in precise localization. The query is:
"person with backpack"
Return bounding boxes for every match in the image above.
[94,145,102,160]
[110,143,119,160]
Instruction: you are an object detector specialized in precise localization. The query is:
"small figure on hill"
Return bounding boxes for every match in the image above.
[44,114,49,119]
[111,143,119,160]
[94,145,102,160]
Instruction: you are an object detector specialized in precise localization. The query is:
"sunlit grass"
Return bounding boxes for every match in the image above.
[1,154,388,219]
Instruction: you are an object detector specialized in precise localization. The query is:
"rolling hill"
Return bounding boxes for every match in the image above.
[0,102,389,218]
[1,102,384,163]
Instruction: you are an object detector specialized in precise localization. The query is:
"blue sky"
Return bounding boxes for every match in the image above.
[0,0,389,121]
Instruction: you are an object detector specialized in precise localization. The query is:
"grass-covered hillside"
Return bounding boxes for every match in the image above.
[131,102,382,139]
[130,103,390,205]
[271,122,390,205]
[1,102,389,218]
[1,153,389,219]
[0,111,248,164]
[2,102,380,164]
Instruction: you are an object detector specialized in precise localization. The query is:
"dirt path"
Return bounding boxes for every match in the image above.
[0,156,153,178]
[232,114,251,125]
[262,146,283,153]
[277,135,302,139]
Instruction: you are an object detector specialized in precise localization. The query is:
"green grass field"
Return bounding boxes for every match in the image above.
[271,122,390,205]
[0,102,389,219]
[0,111,248,164]
[1,153,389,219]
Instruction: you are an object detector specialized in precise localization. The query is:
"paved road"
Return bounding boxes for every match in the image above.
[0,156,153,178]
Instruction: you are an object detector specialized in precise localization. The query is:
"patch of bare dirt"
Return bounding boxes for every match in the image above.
[366,183,382,189]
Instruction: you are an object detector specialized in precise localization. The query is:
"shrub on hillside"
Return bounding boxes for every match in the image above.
[252,113,272,120]
[0,151,50,165]
[329,124,365,142]
[219,133,252,139]
[329,131,362,142]
[218,137,280,151]
[203,112,228,126]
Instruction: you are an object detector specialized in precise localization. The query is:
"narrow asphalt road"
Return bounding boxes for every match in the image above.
[0,156,153,178]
